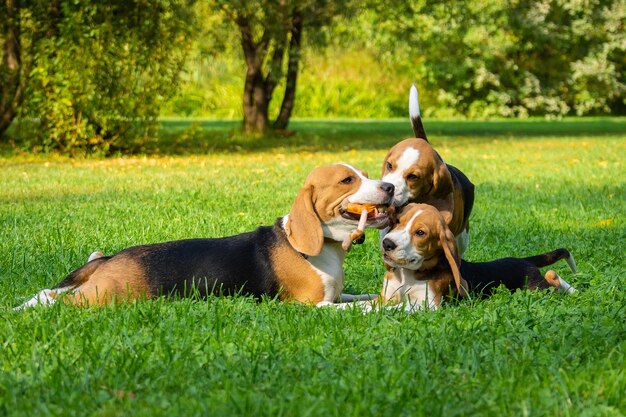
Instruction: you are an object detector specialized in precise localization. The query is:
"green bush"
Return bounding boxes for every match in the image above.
[16,1,194,155]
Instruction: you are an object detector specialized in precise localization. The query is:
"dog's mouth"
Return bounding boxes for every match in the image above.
[339,204,389,223]
[383,253,419,268]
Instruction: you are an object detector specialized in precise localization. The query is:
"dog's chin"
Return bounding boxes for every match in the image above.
[383,253,423,270]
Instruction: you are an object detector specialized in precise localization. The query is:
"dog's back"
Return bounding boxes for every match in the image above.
[461,248,575,296]
[447,164,475,229]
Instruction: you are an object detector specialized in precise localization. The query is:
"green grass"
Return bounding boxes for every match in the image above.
[1,118,625,416]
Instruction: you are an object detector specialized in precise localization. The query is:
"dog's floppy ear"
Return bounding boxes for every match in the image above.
[284,185,324,256]
[431,157,454,224]
[439,221,468,297]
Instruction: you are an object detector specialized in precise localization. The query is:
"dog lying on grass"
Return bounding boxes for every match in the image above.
[333,203,576,313]
[15,164,393,309]
[378,203,576,311]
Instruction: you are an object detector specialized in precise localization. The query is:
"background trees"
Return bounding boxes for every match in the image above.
[1,0,624,153]
[0,0,44,138]
[209,0,355,133]
[366,0,626,118]
[1,0,194,154]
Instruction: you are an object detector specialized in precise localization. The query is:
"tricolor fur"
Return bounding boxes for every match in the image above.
[380,204,577,311]
[16,164,394,309]
[382,84,474,257]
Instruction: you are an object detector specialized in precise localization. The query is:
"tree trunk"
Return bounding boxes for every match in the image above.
[243,68,270,133]
[274,10,302,131]
[0,0,22,137]
[238,16,272,134]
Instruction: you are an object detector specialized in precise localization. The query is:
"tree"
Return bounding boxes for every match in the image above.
[0,0,47,138]
[348,0,625,117]
[2,0,195,154]
[211,0,355,133]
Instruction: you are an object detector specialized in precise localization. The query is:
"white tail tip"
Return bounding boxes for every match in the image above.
[566,253,577,274]
[88,251,105,262]
[409,84,420,119]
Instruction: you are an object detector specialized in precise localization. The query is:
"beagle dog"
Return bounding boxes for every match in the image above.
[15,164,393,309]
[381,85,474,257]
[379,203,576,311]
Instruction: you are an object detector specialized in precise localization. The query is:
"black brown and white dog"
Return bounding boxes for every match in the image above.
[16,164,393,309]
[379,203,576,311]
[381,85,474,257]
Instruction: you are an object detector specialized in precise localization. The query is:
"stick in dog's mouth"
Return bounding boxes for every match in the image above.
[340,203,389,221]
[342,209,369,251]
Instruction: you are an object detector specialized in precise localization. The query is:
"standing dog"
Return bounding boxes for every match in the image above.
[379,203,576,311]
[381,85,474,257]
[16,164,393,309]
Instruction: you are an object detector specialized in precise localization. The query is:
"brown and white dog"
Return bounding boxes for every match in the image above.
[379,203,576,311]
[15,164,393,309]
[381,85,474,257]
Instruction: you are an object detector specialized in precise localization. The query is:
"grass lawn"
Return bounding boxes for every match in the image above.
[1,118,625,416]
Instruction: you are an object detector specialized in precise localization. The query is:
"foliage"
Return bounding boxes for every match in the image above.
[3,0,626,155]
[0,0,49,137]
[341,0,626,118]
[1,120,624,415]
[165,0,625,120]
[205,0,357,133]
[12,0,194,155]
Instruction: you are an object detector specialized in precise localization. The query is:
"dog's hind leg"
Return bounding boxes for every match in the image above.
[339,293,378,302]
[544,270,576,294]
[14,255,109,310]
[13,286,74,311]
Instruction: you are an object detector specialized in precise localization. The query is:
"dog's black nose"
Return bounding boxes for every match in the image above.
[381,182,395,196]
[382,238,397,251]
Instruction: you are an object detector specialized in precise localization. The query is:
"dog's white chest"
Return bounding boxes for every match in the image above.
[307,244,345,302]
[383,269,437,311]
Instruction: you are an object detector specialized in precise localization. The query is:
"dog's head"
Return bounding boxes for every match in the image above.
[381,139,453,210]
[380,203,466,296]
[284,163,394,256]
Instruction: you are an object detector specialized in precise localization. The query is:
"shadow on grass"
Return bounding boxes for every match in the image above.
[155,117,626,155]
[2,117,623,157]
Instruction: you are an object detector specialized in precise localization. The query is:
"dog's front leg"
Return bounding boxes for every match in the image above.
[317,299,376,313]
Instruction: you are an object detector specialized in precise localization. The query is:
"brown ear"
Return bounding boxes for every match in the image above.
[284,185,324,256]
[439,221,468,297]
[431,159,454,224]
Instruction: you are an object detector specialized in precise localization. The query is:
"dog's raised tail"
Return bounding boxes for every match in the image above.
[523,248,577,274]
[409,84,427,141]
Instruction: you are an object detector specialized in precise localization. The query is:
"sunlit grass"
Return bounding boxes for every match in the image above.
[1,119,624,416]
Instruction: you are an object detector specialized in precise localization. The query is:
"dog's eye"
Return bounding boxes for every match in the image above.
[340,176,355,185]
[386,162,393,171]
[414,230,426,237]
[407,174,420,181]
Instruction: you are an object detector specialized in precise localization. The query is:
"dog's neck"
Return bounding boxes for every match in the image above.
[382,268,437,311]
[279,216,347,301]
[305,239,346,303]
[383,257,454,309]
